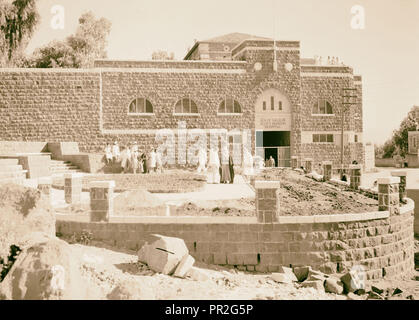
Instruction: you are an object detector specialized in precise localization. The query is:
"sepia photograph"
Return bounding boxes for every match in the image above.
[0,0,418,311]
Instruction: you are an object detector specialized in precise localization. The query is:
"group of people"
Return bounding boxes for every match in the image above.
[104,141,163,174]
[196,146,255,184]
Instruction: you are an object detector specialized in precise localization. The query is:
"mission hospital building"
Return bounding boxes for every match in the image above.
[0,33,364,168]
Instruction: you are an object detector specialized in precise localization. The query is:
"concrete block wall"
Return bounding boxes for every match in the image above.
[56,202,415,280]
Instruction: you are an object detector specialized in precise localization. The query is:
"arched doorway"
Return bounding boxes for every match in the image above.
[254,89,292,167]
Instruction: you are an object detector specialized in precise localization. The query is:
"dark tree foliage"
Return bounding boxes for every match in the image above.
[0,0,40,66]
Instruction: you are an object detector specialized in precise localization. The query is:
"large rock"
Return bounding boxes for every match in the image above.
[340,271,365,294]
[277,266,298,282]
[137,234,189,275]
[324,278,344,294]
[107,279,155,300]
[301,280,325,292]
[270,273,293,284]
[293,266,311,282]
[0,184,55,264]
[0,238,86,300]
[173,255,195,278]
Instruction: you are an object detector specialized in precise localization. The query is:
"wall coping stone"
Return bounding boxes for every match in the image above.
[349,164,362,169]
[254,180,281,189]
[64,173,84,179]
[391,171,407,177]
[89,180,115,188]
[378,177,400,184]
[38,177,52,184]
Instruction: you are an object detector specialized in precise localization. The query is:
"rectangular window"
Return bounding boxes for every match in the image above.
[327,134,334,143]
[354,135,358,143]
[271,96,274,110]
[313,134,320,143]
[313,133,334,143]
[263,101,266,111]
[278,101,282,110]
[320,134,327,143]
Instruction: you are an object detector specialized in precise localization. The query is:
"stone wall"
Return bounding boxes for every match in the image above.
[0,45,363,167]
[56,201,415,280]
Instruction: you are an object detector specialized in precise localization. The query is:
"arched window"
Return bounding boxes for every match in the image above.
[174,97,198,114]
[312,99,333,115]
[218,97,242,114]
[129,98,153,114]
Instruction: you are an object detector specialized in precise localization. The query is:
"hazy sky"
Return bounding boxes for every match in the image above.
[25,0,419,145]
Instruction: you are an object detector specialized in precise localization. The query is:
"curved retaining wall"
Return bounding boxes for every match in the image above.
[56,200,415,280]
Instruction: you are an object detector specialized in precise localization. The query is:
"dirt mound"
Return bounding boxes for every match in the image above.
[256,168,378,216]
[113,189,166,216]
[0,184,55,272]
[173,199,255,217]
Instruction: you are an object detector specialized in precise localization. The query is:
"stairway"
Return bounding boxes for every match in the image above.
[50,159,82,175]
[0,158,27,185]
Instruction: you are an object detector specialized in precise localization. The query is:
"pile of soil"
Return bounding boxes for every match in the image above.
[113,189,166,216]
[255,168,378,216]
[173,199,255,217]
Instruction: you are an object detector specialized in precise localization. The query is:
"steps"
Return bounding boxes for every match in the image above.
[0,158,27,185]
[50,159,82,175]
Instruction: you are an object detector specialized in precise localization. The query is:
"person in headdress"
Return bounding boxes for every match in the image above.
[207,147,220,184]
[112,141,120,163]
[156,148,163,173]
[243,147,254,176]
[149,148,157,173]
[104,143,112,164]
[131,143,140,174]
[197,146,207,173]
[220,145,231,183]
[228,147,235,184]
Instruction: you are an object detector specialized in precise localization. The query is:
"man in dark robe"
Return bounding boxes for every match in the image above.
[228,152,235,184]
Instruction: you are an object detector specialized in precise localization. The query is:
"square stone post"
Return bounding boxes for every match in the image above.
[255,180,281,223]
[304,158,313,173]
[291,156,298,169]
[89,180,115,222]
[378,177,400,215]
[64,173,83,204]
[349,164,362,190]
[322,161,333,182]
[391,170,407,202]
[37,177,52,200]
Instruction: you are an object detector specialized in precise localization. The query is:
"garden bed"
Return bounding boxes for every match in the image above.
[52,170,206,193]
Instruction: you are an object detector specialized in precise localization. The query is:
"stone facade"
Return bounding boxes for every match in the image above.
[0,35,364,167]
[56,203,415,279]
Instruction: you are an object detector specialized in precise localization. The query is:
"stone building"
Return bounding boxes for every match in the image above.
[0,32,364,168]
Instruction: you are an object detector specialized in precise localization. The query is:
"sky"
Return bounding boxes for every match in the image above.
[25,0,419,145]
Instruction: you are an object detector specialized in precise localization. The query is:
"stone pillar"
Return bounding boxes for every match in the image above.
[89,180,115,222]
[322,161,332,182]
[349,164,362,190]
[37,177,52,200]
[64,173,83,204]
[304,158,313,173]
[255,181,280,223]
[291,156,298,169]
[391,170,407,202]
[378,177,400,215]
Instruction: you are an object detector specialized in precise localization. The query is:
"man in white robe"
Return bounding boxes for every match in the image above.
[197,147,207,173]
[207,148,220,184]
[149,149,157,173]
[243,148,254,176]
[112,141,120,163]
[156,149,163,173]
[104,143,112,164]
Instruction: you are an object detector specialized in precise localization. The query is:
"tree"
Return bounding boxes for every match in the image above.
[28,11,111,68]
[0,0,40,66]
[152,50,175,60]
[377,107,418,158]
